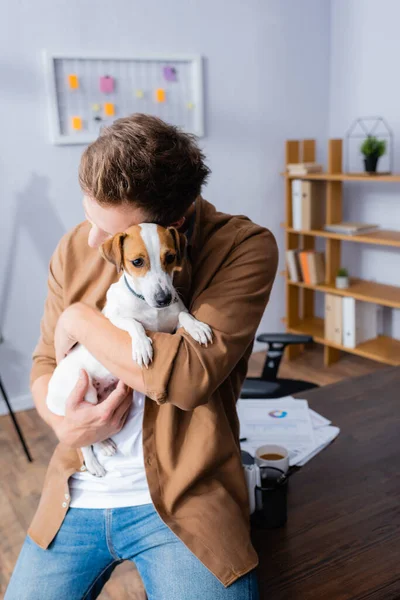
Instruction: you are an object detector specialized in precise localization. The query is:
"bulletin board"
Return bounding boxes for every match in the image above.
[43,52,204,145]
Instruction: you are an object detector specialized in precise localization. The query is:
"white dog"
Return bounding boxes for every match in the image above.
[46,223,212,476]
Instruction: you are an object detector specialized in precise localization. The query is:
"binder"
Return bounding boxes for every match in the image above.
[342,297,356,348]
[325,294,342,344]
[342,298,378,348]
[301,181,324,230]
[291,180,302,230]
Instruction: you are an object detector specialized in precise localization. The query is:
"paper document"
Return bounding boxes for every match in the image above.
[237,399,316,466]
[296,425,340,466]
[238,396,339,467]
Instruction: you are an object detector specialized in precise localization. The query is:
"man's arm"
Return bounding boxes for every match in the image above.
[32,232,132,446]
[32,374,65,434]
[63,226,278,411]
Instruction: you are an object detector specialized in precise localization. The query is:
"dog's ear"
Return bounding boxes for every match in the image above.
[99,233,127,273]
[168,227,187,269]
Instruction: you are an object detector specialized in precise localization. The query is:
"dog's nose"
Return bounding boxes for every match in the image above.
[154,289,172,307]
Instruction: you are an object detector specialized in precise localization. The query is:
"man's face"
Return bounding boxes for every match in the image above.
[83,195,149,249]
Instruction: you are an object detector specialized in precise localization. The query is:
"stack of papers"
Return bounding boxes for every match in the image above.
[237,396,340,467]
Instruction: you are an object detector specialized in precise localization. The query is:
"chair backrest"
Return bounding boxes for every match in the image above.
[257,334,313,381]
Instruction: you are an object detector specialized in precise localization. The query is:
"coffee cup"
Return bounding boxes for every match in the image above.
[255,444,289,474]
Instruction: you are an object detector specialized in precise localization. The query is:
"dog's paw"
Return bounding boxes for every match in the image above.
[181,315,213,346]
[97,438,117,457]
[131,334,153,368]
[84,452,106,477]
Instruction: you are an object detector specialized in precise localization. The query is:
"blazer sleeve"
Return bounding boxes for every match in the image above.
[30,236,67,388]
[142,225,278,410]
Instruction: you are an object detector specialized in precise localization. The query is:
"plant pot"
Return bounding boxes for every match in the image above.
[364,155,379,173]
[336,276,349,289]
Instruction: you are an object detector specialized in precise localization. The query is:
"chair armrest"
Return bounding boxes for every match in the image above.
[256,333,313,345]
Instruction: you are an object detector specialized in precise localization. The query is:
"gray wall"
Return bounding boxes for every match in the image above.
[329,0,400,338]
[0,0,331,410]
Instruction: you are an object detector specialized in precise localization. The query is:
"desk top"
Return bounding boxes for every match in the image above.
[253,367,400,600]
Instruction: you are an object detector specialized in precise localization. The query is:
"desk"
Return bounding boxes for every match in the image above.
[252,367,400,600]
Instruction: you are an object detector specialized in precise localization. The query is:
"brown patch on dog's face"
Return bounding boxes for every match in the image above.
[121,226,151,278]
[99,232,127,273]
[162,226,187,273]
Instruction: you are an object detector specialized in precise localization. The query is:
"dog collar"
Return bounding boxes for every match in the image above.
[124,274,178,305]
[124,275,145,301]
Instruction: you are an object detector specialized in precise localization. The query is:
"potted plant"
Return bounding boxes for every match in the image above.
[336,268,349,289]
[360,136,386,173]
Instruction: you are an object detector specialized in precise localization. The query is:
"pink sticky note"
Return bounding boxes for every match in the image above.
[163,66,177,82]
[99,75,115,93]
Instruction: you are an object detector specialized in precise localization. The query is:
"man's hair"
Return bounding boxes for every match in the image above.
[79,113,211,225]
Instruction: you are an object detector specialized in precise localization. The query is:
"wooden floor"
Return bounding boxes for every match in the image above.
[0,346,386,598]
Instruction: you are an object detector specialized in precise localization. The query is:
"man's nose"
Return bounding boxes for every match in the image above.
[154,288,172,307]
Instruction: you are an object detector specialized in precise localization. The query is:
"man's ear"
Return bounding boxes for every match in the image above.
[99,233,127,273]
[168,227,187,268]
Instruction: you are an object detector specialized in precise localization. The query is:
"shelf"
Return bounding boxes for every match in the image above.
[287,317,400,366]
[282,172,400,182]
[286,227,400,248]
[283,138,400,367]
[287,277,400,309]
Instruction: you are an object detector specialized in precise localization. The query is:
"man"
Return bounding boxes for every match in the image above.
[6,114,278,599]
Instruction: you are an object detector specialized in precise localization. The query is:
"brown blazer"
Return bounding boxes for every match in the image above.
[28,197,278,587]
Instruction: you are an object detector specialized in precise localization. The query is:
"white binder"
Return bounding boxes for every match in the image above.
[291,179,302,230]
[342,298,378,348]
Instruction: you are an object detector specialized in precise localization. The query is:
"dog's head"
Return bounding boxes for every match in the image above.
[100,223,187,309]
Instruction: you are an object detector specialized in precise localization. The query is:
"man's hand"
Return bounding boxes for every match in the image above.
[55,370,132,448]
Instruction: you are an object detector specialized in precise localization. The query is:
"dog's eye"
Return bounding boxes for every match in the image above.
[131,258,144,268]
[165,253,176,265]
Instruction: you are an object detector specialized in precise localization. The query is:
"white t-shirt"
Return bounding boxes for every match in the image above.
[69,391,152,508]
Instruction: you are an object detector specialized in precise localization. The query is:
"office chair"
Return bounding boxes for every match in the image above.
[241,333,319,399]
[0,375,33,462]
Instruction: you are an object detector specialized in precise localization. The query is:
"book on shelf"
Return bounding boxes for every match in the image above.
[298,252,310,284]
[291,180,324,231]
[342,298,378,348]
[325,294,343,345]
[308,252,325,285]
[323,222,379,235]
[294,251,325,285]
[287,162,323,175]
[286,250,302,282]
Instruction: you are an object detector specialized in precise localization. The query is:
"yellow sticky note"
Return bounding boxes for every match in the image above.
[92,103,100,112]
[68,74,79,90]
[104,102,115,116]
[135,89,144,98]
[187,102,195,110]
[156,88,166,103]
[71,116,82,131]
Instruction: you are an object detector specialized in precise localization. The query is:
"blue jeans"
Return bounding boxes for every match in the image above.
[5,504,259,600]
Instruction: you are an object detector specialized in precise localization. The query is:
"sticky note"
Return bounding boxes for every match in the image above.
[68,74,79,90]
[187,102,195,110]
[71,116,82,130]
[155,88,166,103]
[104,102,115,116]
[135,89,144,98]
[99,75,115,93]
[163,66,177,82]
[91,103,100,112]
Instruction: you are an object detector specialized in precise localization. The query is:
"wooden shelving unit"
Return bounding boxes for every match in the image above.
[283,138,400,367]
